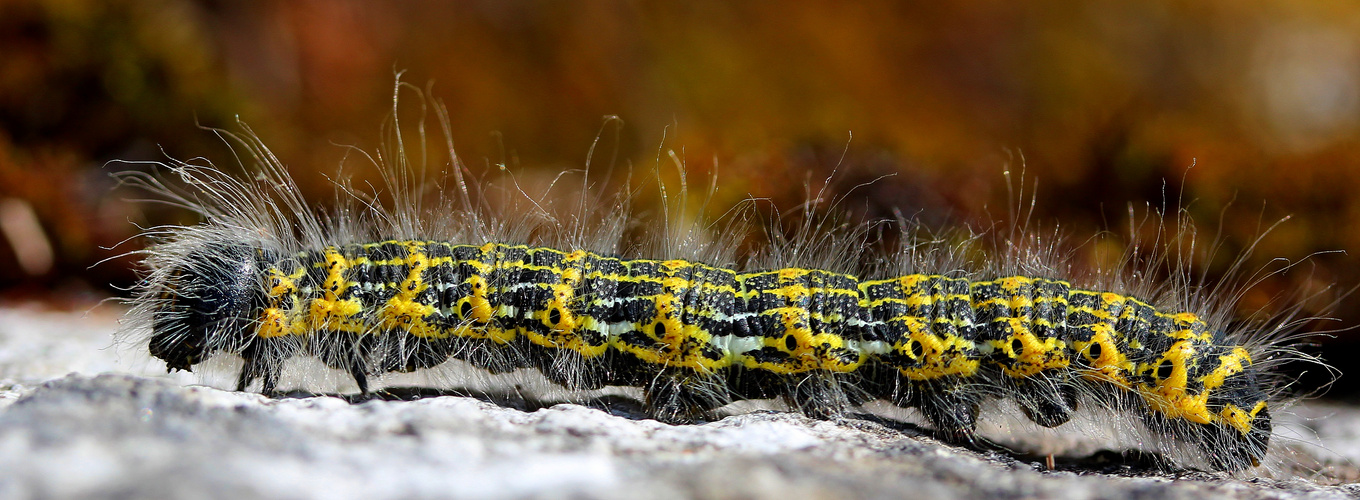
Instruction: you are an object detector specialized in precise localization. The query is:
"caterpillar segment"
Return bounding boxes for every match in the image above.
[149,239,1275,471]
[972,277,1080,429]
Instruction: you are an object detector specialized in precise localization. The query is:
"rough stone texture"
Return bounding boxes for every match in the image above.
[0,304,1357,500]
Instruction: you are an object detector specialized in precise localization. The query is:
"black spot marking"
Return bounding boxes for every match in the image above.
[908,339,923,359]
[1157,359,1174,380]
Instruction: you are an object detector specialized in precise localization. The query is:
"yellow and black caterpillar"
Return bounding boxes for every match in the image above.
[141,235,1271,472]
[117,94,1319,475]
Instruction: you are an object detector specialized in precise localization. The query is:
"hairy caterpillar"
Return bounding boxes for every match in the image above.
[114,89,1329,475]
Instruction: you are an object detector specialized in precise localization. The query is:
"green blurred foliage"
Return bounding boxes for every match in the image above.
[0,0,1357,388]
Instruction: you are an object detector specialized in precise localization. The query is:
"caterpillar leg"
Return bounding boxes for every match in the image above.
[311,331,373,394]
[644,374,725,424]
[786,374,850,420]
[236,356,281,395]
[532,348,607,391]
[908,382,983,444]
[349,361,370,394]
[1011,372,1079,428]
[235,338,289,395]
[447,338,521,374]
[234,367,253,392]
[375,335,454,373]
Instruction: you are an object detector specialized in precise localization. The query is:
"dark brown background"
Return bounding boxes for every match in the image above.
[1,1,1356,398]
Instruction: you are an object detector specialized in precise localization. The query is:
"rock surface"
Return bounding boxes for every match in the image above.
[0,304,1357,500]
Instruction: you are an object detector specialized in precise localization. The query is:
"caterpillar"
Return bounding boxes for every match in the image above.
[114,88,1328,475]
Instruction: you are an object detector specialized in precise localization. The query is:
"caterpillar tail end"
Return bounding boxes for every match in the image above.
[1204,407,1272,472]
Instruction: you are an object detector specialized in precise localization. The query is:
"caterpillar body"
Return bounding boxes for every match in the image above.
[150,238,1271,473]
[146,236,1272,470]
[117,94,1322,475]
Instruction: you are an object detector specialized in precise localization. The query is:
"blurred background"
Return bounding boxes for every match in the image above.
[1,0,1357,398]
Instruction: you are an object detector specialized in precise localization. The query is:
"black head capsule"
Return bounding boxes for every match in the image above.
[149,244,273,372]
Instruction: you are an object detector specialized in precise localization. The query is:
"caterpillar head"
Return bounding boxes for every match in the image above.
[148,244,270,372]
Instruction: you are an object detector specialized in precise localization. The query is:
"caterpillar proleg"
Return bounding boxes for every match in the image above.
[114,86,1333,476]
